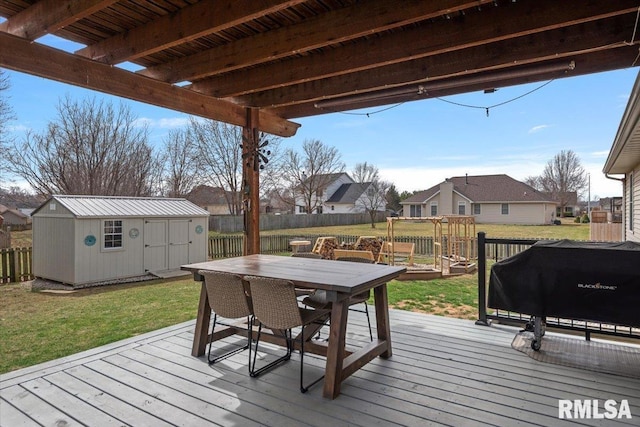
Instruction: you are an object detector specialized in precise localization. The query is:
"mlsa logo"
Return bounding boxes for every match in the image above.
[559,399,632,419]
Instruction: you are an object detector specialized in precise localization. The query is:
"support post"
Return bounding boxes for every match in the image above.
[242,108,261,255]
[475,231,491,326]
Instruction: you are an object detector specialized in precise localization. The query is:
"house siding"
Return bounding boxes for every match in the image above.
[626,164,640,242]
[32,215,76,284]
[74,218,147,285]
[474,202,554,224]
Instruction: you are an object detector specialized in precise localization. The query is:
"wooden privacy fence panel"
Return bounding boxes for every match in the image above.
[0,247,34,284]
[590,223,623,242]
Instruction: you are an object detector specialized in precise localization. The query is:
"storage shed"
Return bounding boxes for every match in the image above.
[31,195,210,286]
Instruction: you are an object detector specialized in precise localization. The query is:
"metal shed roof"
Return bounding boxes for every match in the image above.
[33,195,210,218]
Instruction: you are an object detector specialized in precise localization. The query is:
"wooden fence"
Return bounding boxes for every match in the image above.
[0,231,10,249]
[0,247,34,284]
[209,212,387,233]
[590,223,623,242]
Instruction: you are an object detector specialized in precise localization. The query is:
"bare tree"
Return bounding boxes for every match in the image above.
[538,150,588,216]
[189,118,243,214]
[280,139,345,214]
[7,96,156,196]
[352,162,390,228]
[161,128,199,197]
[0,69,16,184]
[189,119,282,215]
[523,175,541,190]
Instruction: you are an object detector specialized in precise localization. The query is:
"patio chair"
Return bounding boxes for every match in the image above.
[199,270,253,365]
[302,257,374,341]
[245,275,331,393]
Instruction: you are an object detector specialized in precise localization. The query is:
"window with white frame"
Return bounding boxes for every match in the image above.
[458,201,466,215]
[103,220,123,249]
[430,202,438,216]
[501,203,509,215]
[473,203,481,215]
[410,204,422,217]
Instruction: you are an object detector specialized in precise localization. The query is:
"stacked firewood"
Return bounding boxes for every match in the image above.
[313,236,339,259]
[353,236,383,261]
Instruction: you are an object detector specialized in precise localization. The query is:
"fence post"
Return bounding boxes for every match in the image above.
[475,232,491,326]
[8,248,16,283]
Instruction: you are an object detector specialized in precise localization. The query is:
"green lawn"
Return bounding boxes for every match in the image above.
[0,278,201,374]
[261,218,590,240]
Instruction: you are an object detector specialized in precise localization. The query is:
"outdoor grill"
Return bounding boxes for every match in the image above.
[488,239,640,350]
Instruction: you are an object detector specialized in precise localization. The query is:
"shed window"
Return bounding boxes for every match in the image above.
[430,202,438,216]
[473,204,481,215]
[501,204,509,215]
[104,220,123,249]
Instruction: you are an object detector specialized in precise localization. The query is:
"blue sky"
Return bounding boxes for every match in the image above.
[2,33,637,199]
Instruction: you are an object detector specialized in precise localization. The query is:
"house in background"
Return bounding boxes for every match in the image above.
[546,191,579,217]
[294,172,386,214]
[186,185,235,215]
[401,174,557,225]
[603,71,640,243]
[294,172,350,214]
[0,204,30,225]
[597,197,623,223]
[31,195,209,287]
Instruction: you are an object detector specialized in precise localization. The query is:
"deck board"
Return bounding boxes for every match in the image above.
[1,309,639,426]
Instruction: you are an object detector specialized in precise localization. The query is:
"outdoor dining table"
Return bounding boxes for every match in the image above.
[182,254,406,399]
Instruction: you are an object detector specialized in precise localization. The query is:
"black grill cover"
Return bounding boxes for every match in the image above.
[488,239,640,326]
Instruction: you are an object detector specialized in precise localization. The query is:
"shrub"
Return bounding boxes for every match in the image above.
[574,217,581,223]
[580,214,590,223]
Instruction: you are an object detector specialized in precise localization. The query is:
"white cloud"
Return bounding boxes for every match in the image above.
[134,117,190,129]
[7,124,30,133]
[156,117,191,128]
[590,150,610,158]
[528,124,549,134]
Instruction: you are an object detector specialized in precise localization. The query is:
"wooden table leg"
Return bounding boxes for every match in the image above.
[373,283,392,358]
[191,282,211,357]
[323,298,349,399]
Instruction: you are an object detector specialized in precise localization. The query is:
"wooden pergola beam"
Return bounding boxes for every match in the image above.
[0,0,118,40]
[138,0,494,83]
[75,0,307,64]
[0,32,299,137]
[270,46,639,118]
[242,15,636,108]
[191,0,639,98]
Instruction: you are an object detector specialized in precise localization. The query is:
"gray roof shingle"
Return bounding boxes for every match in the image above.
[325,183,370,204]
[403,174,554,204]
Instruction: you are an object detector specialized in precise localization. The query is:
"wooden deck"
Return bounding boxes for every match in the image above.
[2,309,639,426]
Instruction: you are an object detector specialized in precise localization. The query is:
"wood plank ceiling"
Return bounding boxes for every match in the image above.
[1,0,639,137]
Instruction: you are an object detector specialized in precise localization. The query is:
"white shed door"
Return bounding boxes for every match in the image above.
[144,220,168,272]
[168,219,190,269]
